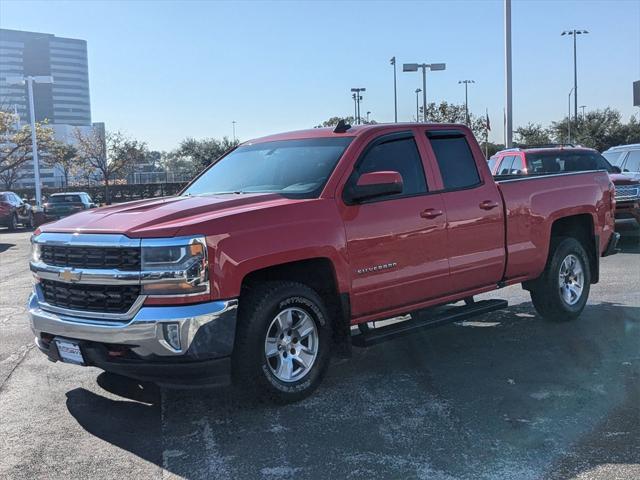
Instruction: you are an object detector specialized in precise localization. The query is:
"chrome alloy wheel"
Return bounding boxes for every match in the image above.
[558,254,584,306]
[264,307,319,383]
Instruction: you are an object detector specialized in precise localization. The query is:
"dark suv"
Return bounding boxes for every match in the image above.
[0,191,34,230]
[490,145,640,226]
[43,192,96,222]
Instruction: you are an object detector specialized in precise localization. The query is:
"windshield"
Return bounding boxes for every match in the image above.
[525,150,615,174]
[602,150,625,166]
[182,137,353,198]
[49,195,82,204]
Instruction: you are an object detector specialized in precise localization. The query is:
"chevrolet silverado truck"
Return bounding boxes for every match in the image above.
[28,123,619,402]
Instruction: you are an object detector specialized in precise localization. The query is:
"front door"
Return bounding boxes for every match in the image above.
[340,131,450,319]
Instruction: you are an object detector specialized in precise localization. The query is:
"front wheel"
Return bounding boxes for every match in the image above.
[232,281,332,403]
[8,213,18,231]
[530,237,591,322]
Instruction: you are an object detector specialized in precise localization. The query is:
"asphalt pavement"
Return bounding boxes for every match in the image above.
[0,224,638,480]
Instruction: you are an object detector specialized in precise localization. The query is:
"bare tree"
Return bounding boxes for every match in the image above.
[0,109,55,177]
[74,129,147,203]
[41,141,81,187]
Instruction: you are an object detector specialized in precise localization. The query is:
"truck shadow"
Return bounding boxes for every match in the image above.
[65,301,640,480]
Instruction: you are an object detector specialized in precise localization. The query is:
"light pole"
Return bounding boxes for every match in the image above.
[415,88,422,121]
[232,121,237,142]
[505,0,513,147]
[352,93,357,122]
[350,88,366,124]
[580,105,587,120]
[390,56,398,122]
[6,75,54,207]
[561,29,589,123]
[403,62,446,122]
[568,87,574,143]
[458,80,475,125]
[366,111,371,123]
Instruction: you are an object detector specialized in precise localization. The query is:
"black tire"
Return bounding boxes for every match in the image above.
[8,213,18,231]
[530,237,591,322]
[232,281,332,403]
[25,212,34,230]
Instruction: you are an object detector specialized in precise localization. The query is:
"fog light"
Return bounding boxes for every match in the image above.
[163,323,181,350]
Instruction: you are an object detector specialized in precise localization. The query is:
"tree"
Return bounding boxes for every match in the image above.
[0,109,55,187]
[74,129,146,203]
[514,123,553,146]
[42,142,80,187]
[550,108,640,152]
[422,101,487,141]
[174,136,239,173]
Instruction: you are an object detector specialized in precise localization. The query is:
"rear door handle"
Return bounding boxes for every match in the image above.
[420,208,444,219]
[479,200,499,210]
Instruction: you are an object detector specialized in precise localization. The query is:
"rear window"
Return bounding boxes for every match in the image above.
[49,195,82,204]
[428,134,481,190]
[525,151,614,174]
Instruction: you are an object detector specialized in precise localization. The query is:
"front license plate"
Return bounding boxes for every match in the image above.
[55,339,85,365]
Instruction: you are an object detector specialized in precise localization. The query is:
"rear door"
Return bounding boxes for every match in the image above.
[339,130,450,318]
[422,129,506,293]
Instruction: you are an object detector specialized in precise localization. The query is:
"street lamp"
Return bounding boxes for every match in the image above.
[403,62,446,122]
[568,87,575,143]
[350,88,366,124]
[6,75,54,207]
[366,111,371,123]
[414,88,422,122]
[232,120,237,142]
[458,80,475,125]
[580,105,587,120]
[561,29,589,123]
[390,57,398,122]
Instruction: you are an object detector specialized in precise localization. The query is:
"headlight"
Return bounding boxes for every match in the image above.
[31,240,42,263]
[140,236,209,296]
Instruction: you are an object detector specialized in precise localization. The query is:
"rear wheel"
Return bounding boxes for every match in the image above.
[530,237,591,322]
[232,281,332,403]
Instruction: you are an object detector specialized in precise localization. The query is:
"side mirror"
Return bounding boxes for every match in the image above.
[611,166,622,174]
[344,170,403,204]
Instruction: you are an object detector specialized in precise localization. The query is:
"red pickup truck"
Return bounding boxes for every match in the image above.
[28,123,619,402]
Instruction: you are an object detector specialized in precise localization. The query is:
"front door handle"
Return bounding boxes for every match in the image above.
[420,208,444,219]
[479,200,499,210]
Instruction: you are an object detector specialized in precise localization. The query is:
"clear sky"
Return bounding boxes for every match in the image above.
[1,0,639,150]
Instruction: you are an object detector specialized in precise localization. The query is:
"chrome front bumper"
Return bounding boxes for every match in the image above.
[29,292,238,358]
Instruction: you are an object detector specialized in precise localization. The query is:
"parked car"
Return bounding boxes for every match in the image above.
[602,143,640,179]
[490,145,640,226]
[0,191,33,230]
[28,123,618,402]
[42,192,96,222]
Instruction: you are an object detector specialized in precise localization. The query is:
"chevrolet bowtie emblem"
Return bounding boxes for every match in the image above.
[59,268,82,282]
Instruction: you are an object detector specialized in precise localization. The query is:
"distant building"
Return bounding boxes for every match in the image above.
[0,28,100,188]
[0,28,91,125]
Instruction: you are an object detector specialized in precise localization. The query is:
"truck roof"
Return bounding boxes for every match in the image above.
[245,122,468,144]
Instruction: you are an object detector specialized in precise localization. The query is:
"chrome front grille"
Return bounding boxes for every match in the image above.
[41,244,140,271]
[615,185,640,202]
[40,279,140,314]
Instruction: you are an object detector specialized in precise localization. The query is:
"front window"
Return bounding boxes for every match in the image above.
[525,150,615,174]
[182,137,353,199]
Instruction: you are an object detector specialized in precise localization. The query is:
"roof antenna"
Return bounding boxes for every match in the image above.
[333,119,351,134]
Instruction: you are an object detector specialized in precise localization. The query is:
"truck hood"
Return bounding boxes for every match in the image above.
[38,193,298,237]
[610,173,640,185]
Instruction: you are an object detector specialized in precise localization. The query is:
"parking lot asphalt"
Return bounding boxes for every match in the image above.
[0,225,638,480]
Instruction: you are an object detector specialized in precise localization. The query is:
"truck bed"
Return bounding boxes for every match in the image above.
[496,170,615,281]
